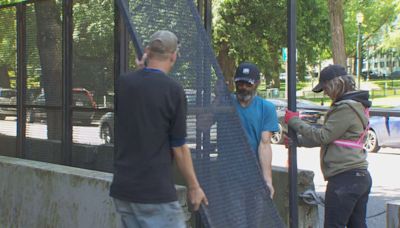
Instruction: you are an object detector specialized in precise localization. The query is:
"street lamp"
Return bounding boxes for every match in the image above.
[356,12,364,89]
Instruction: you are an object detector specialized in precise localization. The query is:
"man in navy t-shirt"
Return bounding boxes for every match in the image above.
[233,62,279,198]
[110,30,208,228]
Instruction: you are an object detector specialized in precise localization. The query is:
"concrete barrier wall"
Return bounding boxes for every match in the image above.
[0,155,120,227]
[0,155,318,228]
[0,133,318,227]
[0,156,189,228]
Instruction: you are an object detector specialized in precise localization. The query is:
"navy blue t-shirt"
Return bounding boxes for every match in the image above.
[110,68,187,203]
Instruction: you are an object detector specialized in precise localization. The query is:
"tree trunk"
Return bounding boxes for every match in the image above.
[265,45,281,91]
[269,51,281,90]
[217,41,236,92]
[0,65,11,88]
[298,60,306,81]
[328,0,347,67]
[34,1,62,140]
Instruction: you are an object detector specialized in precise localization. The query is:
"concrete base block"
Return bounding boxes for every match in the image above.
[0,156,188,228]
[387,200,400,228]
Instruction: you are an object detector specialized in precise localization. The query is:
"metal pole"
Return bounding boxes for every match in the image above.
[113,0,129,162]
[115,0,144,58]
[16,4,27,159]
[202,0,212,151]
[204,0,211,37]
[62,0,73,165]
[287,0,298,227]
[356,22,361,89]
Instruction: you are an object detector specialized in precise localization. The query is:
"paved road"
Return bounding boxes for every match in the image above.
[0,118,103,145]
[272,144,400,228]
[0,117,208,146]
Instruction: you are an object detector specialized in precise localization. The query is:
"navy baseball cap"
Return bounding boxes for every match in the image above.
[234,62,260,85]
[312,64,348,93]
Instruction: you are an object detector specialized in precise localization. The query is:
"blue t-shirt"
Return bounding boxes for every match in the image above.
[233,95,279,156]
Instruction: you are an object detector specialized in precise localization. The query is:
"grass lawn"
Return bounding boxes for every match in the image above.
[258,81,309,92]
[372,79,400,88]
[258,79,400,108]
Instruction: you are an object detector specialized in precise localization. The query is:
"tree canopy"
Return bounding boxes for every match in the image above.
[212,0,400,87]
[212,0,331,89]
[344,0,399,57]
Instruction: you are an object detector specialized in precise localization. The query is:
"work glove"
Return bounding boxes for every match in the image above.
[284,109,299,124]
[283,135,290,149]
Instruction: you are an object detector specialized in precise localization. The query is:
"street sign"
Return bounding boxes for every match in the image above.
[282,47,287,62]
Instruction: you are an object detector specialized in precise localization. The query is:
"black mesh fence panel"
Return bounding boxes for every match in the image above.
[0,7,17,156]
[0,0,117,169]
[25,2,63,163]
[71,0,114,147]
[117,0,284,227]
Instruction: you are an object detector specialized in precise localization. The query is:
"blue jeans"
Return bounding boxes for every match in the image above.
[324,169,372,228]
[113,198,186,228]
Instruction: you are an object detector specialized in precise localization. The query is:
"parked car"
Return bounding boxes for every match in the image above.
[267,98,326,144]
[99,112,114,144]
[389,70,400,79]
[27,88,96,125]
[365,106,400,153]
[268,99,400,153]
[361,70,380,80]
[98,90,216,145]
[0,88,17,120]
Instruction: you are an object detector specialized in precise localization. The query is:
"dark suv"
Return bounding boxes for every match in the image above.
[27,88,96,125]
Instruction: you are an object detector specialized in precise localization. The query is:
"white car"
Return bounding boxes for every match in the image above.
[0,88,17,120]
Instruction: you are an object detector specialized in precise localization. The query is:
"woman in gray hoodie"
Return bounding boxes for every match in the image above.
[285,64,372,228]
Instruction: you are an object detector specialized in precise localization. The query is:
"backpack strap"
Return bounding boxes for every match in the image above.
[333,103,369,149]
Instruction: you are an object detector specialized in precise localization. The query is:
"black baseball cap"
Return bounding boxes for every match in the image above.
[312,64,348,93]
[234,62,260,85]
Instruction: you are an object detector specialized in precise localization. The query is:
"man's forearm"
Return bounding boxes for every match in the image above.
[172,144,200,189]
[172,144,208,210]
[258,142,273,184]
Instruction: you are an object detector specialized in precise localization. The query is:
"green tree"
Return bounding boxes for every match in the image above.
[72,0,115,98]
[213,0,330,90]
[344,0,399,71]
[0,0,28,6]
[0,7,16,88]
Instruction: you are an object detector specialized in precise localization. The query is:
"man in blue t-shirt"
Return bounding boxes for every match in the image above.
[233,62,279,198]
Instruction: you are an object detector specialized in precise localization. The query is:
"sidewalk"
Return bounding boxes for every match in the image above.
[371,97,400,107]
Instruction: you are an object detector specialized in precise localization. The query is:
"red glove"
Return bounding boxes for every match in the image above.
[283,135,290,148]
[284,134,296,147]
[284,109,299,124]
